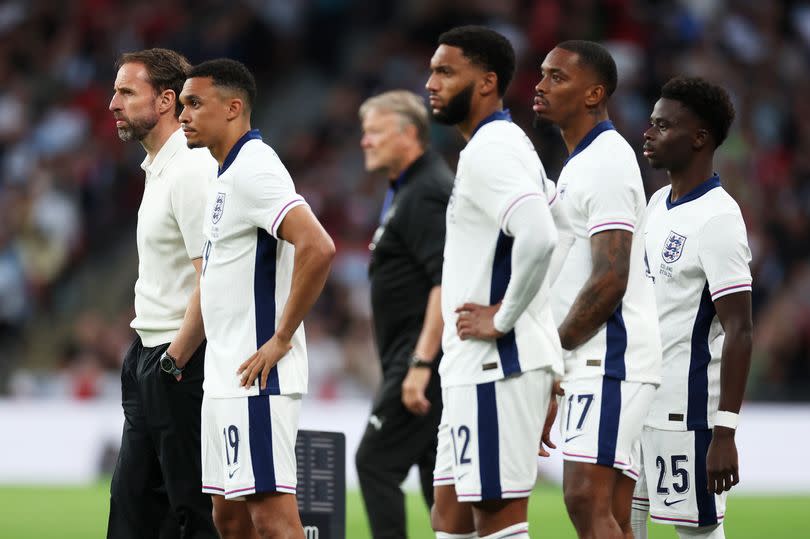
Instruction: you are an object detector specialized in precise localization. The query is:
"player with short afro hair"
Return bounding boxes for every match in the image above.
[661,76,736,147]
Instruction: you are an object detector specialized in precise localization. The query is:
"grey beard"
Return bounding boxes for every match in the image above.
[116,114,158,142]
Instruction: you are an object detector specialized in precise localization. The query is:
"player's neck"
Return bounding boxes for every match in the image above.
[141,117,180,161]
[211,122,252,167]
[458,100,503,141]
[668,158,714,202]
[560,109,610,155]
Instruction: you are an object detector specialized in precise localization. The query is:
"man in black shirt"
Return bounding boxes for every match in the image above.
[355,90,453,539]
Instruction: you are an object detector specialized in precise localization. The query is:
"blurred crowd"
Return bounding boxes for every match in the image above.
[1,0,808,401]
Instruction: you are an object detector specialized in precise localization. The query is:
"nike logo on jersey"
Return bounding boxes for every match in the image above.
[564,433,585,443]
[227,466,240,479]
[663,497,686,507]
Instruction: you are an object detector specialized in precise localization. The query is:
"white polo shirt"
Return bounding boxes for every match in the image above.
[200,129,309,398]
[131,128,216,347]
[440,110,563,387]
[550,121,661,384]
[644,176,752,430]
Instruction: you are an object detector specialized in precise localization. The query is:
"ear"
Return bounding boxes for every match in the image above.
[225,98,244,121]
[479,71,498,97]
[693,128,710,150]
[584,84,606,108]
[158,89,176,115]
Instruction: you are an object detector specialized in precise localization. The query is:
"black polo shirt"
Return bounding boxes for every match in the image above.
[369,150,454,375]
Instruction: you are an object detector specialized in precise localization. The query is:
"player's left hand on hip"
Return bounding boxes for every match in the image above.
[706,426,739,494]
[237,335,292,390]
[455,303,503,340]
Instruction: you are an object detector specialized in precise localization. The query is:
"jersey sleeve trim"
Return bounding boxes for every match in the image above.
[270,196,307,237]
[588,220,635,236]
[499,192,544,232]
[710,281,752,301]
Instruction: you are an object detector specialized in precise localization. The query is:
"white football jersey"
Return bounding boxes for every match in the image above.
[440,110,563,387]
[644,176,752,430]
[550,121,661,384]
[200,130,308,398]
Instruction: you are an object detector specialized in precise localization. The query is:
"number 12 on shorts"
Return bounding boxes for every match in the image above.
[451,425,472,466]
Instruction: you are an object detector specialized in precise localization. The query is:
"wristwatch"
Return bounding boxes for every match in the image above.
[410,356,434,369]
[160,350,184,377]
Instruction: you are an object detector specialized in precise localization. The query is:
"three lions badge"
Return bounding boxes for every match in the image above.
[662,230,686,263]
[212,192,226,224]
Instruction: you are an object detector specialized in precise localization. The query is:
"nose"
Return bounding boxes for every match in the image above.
[109,93,120,112]
[535,76,548,94]
[643,125,655,140]
[360,133,371,149]
[179,106,189,125]
[425,73,438,93]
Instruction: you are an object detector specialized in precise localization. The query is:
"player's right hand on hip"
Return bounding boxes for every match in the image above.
[237,335,292,390]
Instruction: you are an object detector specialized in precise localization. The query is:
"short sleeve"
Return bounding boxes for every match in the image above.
[171,156,214,260]
[463,142,545,234]
[698,213,753,301]
[237,157,307,239]
[581,158,641,236]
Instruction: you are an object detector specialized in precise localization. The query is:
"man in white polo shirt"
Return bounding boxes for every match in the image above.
[426,26,562,539]
[178,58,335,539]
[534,40,662,538]
[631,77,752,539]
[107,48,218,538]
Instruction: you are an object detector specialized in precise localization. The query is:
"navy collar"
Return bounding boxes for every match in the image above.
[563,120,615,167]
[469,109,512,140]
[219,129,262,177]
[666,174,722,209]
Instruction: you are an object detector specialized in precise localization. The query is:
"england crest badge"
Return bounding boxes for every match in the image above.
[212,192,226,224]
[662,230,686,263]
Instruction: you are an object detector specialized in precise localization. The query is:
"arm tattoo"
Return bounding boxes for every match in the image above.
[558,230,632,350]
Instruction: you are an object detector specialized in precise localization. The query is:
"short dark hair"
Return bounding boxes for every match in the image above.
[556,40,618,98]
[116,48,191,117]
[188,59,257,112]
[438,25,516,97]
[661,76,735,147]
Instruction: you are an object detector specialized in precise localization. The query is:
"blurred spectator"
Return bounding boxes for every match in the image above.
[1,0,808,401]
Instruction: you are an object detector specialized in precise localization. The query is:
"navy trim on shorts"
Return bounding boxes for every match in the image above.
[477,382,502,500]
[255,229,280,395]
[248,395,276,492]
[596,377,622,467]
[687,283,715,429]
[491,232,521,376]
[694,429,718,526]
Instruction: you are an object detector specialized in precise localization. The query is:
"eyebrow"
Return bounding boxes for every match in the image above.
[180,93,201,102]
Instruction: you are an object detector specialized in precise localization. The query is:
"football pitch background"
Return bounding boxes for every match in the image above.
[0,481,807,538]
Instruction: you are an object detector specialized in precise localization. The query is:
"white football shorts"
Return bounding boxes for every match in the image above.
[433,368,553,502]
[633,426,727,527]
[201,393,300,500]
[560,377,655,479]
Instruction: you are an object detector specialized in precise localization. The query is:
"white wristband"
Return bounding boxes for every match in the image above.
[714,410,739,430]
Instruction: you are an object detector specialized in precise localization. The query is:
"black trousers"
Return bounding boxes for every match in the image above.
[355,366,443,539]
[107,337,217,539]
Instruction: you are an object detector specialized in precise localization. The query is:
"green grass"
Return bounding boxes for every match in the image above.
[0,481,807,538]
